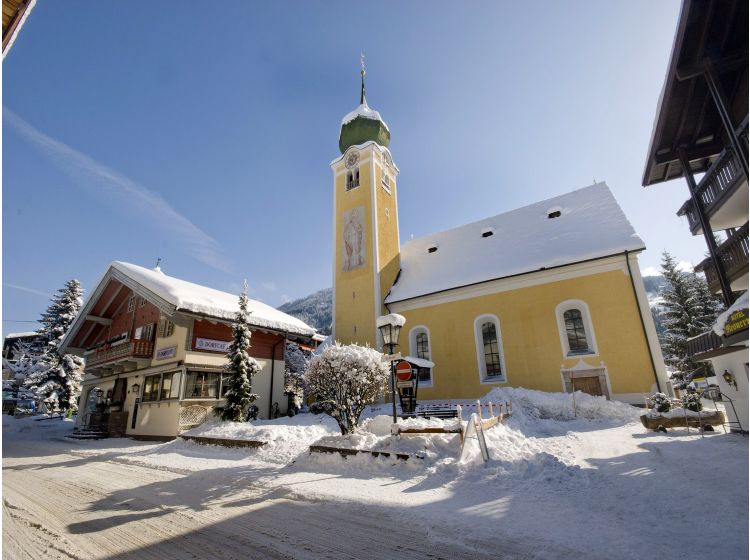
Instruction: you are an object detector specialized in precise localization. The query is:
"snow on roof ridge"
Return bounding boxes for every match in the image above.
[110,262,315,336]
[3,332,39,339]
[386,182,645,304]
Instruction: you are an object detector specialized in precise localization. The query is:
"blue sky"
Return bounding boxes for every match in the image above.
[2,0,705,334]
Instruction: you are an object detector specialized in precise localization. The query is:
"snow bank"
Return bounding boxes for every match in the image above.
[182,414,339,465]
[481,386,640,424]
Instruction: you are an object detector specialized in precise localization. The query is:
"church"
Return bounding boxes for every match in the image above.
[331,67,669,405]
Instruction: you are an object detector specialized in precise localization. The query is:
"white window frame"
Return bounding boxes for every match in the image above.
[474,314,507,384]
[555,299,598,358]
[408,325,433,387]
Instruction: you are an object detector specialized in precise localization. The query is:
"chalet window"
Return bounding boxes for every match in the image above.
[142,371,180,402]
[127,295,136,313]
[409,326,432,384]
[555,300,598,357]
[142,374,161,402]
[139,298,146,308]
[159,372,180,400]
[134,323,154,341]
[157,318,174,338]
[474,315,506,382]
[184,371,220,399]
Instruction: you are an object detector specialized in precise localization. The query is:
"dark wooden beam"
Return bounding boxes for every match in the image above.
[678,148,734,306]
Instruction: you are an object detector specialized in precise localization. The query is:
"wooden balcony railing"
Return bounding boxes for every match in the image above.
[686,330,724,359]
[678,146,746,233]
[86,340,154,368]
[695,222,749,293]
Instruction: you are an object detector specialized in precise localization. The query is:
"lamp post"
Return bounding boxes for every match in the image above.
[376,313,406,425]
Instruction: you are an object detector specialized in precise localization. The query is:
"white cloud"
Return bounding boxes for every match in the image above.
[3,283,50,298]
[4,108,231,272]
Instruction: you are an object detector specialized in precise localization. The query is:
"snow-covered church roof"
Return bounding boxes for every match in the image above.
[385,182,645,304]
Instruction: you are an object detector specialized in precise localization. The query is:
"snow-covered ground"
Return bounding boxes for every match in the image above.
[3,389,748,559]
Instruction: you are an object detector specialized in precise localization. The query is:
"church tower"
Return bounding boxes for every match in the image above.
[331,61,400,347]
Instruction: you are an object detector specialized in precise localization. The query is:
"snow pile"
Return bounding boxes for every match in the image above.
[386,182,645,303]
[183,414,339,465]
[481,386,641,424]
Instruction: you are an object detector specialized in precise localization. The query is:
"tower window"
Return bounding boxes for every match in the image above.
[382,173,391,193]
[346,170,360,191]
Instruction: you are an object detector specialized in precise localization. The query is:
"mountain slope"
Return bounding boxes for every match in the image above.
[278,288,332,335]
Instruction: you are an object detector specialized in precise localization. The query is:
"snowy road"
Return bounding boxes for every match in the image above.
[3,398,748,560]
[3,435,525,560]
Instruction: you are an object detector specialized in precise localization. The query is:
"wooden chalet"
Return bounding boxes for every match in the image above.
[59,262,316,440]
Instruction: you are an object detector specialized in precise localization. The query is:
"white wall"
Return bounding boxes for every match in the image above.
[710,347,749,432]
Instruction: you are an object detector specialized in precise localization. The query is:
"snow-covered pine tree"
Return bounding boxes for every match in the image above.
[659,252,722,384]
[24,279,84,411]
[221,283,260,422]
[284,341,309,402]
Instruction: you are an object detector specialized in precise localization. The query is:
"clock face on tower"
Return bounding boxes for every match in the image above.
[345,151,360,169]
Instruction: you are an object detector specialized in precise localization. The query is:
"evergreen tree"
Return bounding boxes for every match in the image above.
[221,283,260,422]
[659,252,722,384]
[24,280,84,411]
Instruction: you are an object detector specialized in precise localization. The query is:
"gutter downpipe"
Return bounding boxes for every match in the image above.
[268,333,287,418]
[624,250,662,393]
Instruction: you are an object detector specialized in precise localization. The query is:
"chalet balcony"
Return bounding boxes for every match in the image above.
[694,222,749,294]
[85,340,154,375]
[677,142,748,236]
[686,330,724,360]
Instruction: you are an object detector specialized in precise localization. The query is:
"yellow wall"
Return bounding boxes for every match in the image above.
[398,268,658,400]
[333,145,400,346]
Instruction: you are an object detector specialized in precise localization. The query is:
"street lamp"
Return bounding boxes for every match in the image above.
[377,313,406,425]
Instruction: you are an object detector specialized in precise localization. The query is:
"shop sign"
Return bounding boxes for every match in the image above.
[195,338,231,352]
[155,346,177,360]
[724,308,749,337]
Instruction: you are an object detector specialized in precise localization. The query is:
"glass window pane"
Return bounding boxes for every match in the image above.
[185,371,219,399]
[144,374,160,401]
[481,321,502,377]
[414,331,431,382]
[159,373,171,400]
[220,373,233,397]
[564,309,589,353]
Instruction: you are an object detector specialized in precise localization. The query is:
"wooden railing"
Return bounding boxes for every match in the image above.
[695,222,749,293]
[86,340,154,367]
[678,146,746,233]
[686,330,723,359]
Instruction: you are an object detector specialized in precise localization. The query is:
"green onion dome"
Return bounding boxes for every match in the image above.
[338,67,391,154]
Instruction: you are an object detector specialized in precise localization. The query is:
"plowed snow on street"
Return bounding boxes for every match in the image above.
[3,393,747,560]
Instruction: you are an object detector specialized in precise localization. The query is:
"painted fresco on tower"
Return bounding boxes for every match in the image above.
[342,206,365,271]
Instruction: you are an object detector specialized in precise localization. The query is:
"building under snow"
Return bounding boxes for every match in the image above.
[332,67,669,405]
[59,262,315,438]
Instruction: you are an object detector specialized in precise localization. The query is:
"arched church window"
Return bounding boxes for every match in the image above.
[474,315,506,383]
[555,300,598,357]
[409,326,432,385]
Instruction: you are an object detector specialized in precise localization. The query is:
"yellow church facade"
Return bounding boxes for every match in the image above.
[331,71,668,405]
